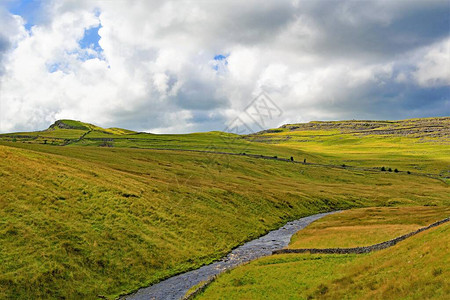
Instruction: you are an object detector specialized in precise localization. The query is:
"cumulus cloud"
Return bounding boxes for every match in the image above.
[0,0,449,133]
[412,38,450,87]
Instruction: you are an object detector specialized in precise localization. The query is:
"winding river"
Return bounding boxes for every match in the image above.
[123,211,336,300]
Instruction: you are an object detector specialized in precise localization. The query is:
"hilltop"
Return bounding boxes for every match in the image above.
[48,119,137,135]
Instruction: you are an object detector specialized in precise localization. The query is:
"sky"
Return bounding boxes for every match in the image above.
[0,0,449,134]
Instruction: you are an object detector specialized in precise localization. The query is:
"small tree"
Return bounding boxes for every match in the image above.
[407,171,411,174]
[394,168,399,173]
[388,168,392,172]
[304,158,307,164]
[342,164,346,168]
[290,156,294,161]
[381,166,386,171]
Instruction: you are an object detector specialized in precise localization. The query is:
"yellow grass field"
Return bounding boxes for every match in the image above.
[198,208,449,299]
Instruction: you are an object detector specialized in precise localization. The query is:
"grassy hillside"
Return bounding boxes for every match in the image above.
[2,118,449,178]
[197,208,450,299]
[249,117,450,177]
[0,120,317,163]
[289,206,450,248]
[0,118,448,298]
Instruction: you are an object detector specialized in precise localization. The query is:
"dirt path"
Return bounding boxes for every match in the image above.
[121,211,337,300]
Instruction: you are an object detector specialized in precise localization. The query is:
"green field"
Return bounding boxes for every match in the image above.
[0,118,449,298]
[249,117,450,177]
[198,207,450,299]
[289,206,450,248]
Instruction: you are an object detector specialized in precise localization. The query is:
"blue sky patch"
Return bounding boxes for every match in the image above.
[212,54,229,71]
[214,54,228,61]
[7,0,43,31]
[47,62,69,73]
[79,24,103,52]
[48,63,60,73]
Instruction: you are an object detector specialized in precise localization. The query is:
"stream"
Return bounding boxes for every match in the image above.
[123,211,336,300]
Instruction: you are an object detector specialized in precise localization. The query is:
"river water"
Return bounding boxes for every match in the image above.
[123,211,336,300]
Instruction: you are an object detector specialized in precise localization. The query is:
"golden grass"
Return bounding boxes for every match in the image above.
[198,211,449,300]
[0,117,449,298]
[289,206,450,248]
[321,223,450,300]
[251,118,450,176]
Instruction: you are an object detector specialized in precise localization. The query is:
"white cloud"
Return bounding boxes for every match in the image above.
[0,0,449,133]
[412,38,450,87]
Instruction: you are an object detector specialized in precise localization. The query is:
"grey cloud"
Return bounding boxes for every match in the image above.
[1,0,449,133]
[302,79,450,121]
[298,0,450,61]
[153,0,296,48]
[174,78,229,110]
[0,35,10,74]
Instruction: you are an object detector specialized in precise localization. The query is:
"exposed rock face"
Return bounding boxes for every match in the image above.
[48,120,88,130]
[49,120,73,130]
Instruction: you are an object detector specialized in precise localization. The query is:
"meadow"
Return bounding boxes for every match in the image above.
[250,118,450,177]
[198,207,450,299]
[0,118,448,298]
[289,206,450,248]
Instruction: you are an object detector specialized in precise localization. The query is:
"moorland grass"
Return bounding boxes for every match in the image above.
[198,210,449,300]
[0,142,448,299]
[0,118,448,298]
[251,118,450,176]
[289,206,450,248]
[3,118,449,177]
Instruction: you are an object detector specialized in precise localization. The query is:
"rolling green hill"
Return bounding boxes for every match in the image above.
[249,117,450,177]
[0,118,448,298]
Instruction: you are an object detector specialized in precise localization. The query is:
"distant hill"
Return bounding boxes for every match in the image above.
[48,119,137,135]
[256,117,450,139]
[0,117,448,176]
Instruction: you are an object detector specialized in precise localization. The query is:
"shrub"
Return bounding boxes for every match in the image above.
[407,171,411,174]
[342,164,346,168]
[290,156,294,161]
[381,166,386,171]
[388,168,392,172]
[432,268,442,277]
[394,168,399,173]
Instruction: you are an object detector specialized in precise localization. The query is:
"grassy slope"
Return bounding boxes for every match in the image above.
[0,118,449,298]
[0,120,317,162]
[198,208,449,300]
[0,143,448,299]
[250,118,450,176]
[289,206,450,248]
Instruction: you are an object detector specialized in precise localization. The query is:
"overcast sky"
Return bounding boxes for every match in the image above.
[0,0,449,133]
